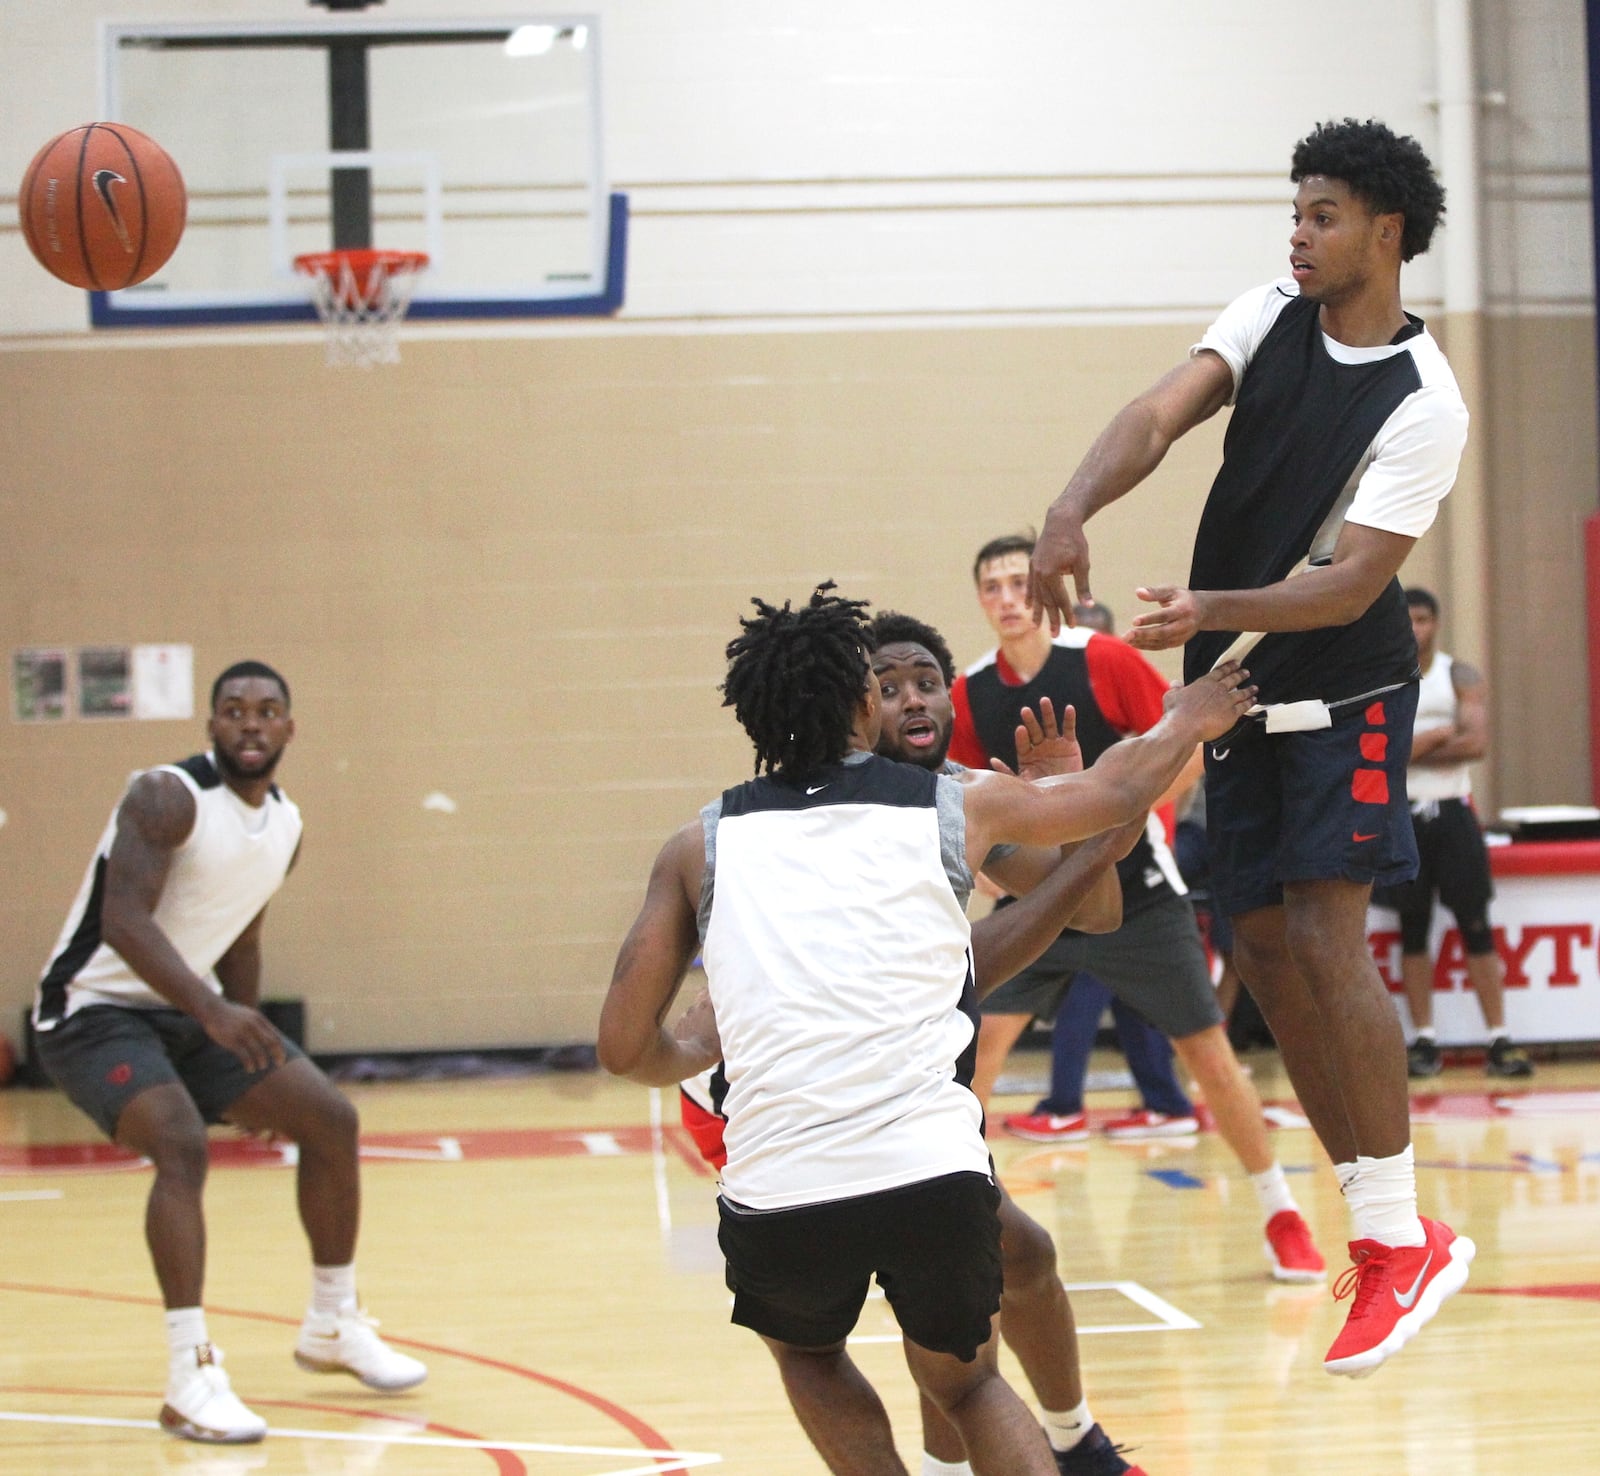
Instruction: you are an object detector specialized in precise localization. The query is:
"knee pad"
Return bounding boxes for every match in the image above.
[1398,912,1433,955]
[1457,916,1495,956]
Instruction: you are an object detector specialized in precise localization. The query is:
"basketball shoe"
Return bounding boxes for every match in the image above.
[1406,1037,1442,1077]
[1103,1108,1198,1139]
[1264,1208,1326,1283]
[1052,1421,1147,1475]
[1004,1110,1090,1142]
[160,1342,268,1444]
[1322,1217,1475,1377]
[1486,1037,1534,1078]
[294,1309,428,1391]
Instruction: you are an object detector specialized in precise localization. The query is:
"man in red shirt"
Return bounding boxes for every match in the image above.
[952,535,1324,1284]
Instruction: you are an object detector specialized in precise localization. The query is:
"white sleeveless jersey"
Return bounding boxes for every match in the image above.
[1407,653,1472,803]
[34,754,302,1028]
[701,752,990,1211]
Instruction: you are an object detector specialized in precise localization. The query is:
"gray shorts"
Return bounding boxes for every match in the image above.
[34,1004,305,1141]
[980,891,1223,1040]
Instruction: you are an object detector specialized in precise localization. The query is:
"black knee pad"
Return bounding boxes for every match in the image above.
[1457,916,1495,956]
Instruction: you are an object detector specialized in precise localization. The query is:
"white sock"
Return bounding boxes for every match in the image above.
[1335,1159,1360,1196]
[1043,1396,1094,1452]
[1487,1026,1508,1042]
[1250,1162,1299,1221]
[311,1263,358,1318]
[1413,1026,1436,1042]
[920,1456,972,1476]
[1350,1145,1425,1247]
[165,1306,209,1360]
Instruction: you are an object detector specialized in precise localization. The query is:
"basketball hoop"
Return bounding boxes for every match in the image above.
[293,248,429,368]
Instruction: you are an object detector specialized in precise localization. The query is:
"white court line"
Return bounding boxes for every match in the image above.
[846,1278,1201,1344]
[0,1410,721,1474]
[0,1190,65,1202]
[649,1085,675,1237]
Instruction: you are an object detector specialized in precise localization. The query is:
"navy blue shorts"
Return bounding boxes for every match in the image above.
[34,1005,304,1141]
[718,1171,1002,1360]
[1204,683,1420,918]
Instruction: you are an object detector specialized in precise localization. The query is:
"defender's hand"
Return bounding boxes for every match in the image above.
[1168,661,1256,742]
[990,699,1083,781]
[1028,509,1092,635]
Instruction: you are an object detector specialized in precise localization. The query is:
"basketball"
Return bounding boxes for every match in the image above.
[19,122,186,290]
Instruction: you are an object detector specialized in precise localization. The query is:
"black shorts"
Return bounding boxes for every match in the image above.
[34,1005,305,1141]
[1204,684,1421,917]
[718,1171,1002,1361]
[980,891,1223,1040]
[1372,798,1494,929]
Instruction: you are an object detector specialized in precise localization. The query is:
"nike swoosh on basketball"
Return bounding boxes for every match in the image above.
[92,169,134,252]
[1353,830,1380,842]
[806,784,827,795]
[1393,1251,1433,1309]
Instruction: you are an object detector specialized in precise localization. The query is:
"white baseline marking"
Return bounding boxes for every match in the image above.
[0,1411,720,1473]
[846,1278,1201,1344]
[0,1190,65,1202]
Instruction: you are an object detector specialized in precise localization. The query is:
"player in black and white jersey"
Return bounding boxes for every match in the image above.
[32,662,425,1445]
[1029,119,1474,1379]
[600,586,1252,1476]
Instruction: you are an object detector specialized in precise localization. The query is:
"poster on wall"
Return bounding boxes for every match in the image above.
[12,647,69,722]
[77,646,133,720]
[132,644,194,721]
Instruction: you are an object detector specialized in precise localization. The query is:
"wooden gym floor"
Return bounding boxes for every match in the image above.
[3,1047,1599,1475]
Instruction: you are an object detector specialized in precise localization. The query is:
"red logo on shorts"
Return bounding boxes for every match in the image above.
[107,1063,133,1086]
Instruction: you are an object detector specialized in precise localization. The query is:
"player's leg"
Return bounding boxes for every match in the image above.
[1003,973,1104,1140]
[1110,1000,1194,1122]
[903,1329,1057,1476]
[766,1337,909,1476]
[1376,810,1444,1074]
[1433,800,1531,1076]
[34,1007,267,1443]
[223,1052,426,1391]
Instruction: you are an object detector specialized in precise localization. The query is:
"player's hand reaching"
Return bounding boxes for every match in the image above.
[1128,585,1207,649]
[991,699,1082,781]
[1028,507,1092,635]
[1166,661,1256,741]
[199,997,288,1075]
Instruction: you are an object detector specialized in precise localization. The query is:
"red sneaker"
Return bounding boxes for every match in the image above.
[1103,1108,1199,1139]
[1003,1110,1089,1143]
[1322,1217,1475,1377]
[1264,1208,1326,1283]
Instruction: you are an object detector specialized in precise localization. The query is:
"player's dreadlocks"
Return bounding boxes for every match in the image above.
[722,582,873,779]
[866,610,957,687]
[1291,118,1445,262]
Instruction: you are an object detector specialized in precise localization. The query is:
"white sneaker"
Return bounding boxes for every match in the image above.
[294,1308,428,1391]
[160,1343,268,1444]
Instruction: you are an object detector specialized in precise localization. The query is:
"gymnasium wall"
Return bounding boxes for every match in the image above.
[1,1,1594,1053]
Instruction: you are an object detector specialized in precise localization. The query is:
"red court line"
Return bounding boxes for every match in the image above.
[1468,1284,1600,1303]
[0,1281,677,1461]
[0,1387,525,1474]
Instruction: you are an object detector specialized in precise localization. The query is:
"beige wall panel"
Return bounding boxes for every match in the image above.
[1482,314,1598,808]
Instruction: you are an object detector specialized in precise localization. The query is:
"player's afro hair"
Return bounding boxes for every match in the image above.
[722,582,873,779]
[1291,118,1445,261]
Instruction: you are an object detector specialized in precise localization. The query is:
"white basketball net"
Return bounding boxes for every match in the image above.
[297,251,427,369]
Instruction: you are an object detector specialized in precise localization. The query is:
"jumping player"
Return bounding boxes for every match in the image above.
[1028,118,1475,1377]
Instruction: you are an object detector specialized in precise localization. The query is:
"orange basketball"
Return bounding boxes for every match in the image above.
[19,122,187,291]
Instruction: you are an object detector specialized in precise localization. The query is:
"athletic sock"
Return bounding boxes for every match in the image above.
[311,1263,358,1318]
[1250,1162,1299,1221]
[920,1456,972,1476]
[165,1306,209,1361]
[1413,1026,1436,1042]
[1350,1145,1426,1247]
[1487,1027,1509,1042]
[1043,1396,1094,1452]
[1334,1160,1360,1196]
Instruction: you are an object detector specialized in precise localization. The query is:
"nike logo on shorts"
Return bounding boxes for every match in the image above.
[806,784,827,795]
[1352,831,1380,843]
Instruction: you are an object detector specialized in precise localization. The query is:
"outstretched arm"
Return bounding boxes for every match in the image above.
[962,662,1254,864]
[598,822,718,1086]
[970,816,1145,994]
[1031,351,1235,632]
